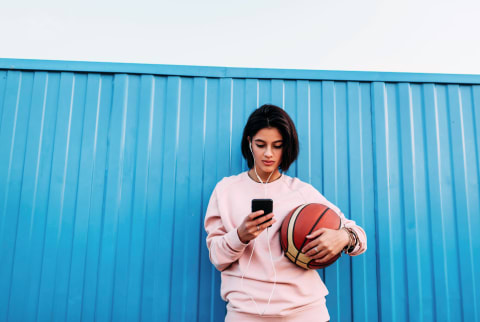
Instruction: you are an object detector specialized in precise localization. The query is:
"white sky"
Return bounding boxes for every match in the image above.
[1,0,480,74]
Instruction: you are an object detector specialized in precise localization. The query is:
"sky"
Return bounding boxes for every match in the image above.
[1,0,480,74]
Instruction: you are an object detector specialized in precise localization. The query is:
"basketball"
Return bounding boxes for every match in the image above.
[280,203,342,269]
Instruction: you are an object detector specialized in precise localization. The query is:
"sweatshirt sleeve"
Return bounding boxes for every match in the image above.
[300,184,367,256]
[204,186,249,271]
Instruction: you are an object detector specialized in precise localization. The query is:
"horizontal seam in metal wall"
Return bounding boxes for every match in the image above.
[1,59,480,84]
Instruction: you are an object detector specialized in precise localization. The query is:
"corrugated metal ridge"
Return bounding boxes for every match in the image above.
[1,58,480,84]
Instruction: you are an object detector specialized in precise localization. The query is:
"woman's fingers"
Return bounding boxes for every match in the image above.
[310,248,331,260]
[244,212,275,231]
[302,240,324,255]
[238,211,265,243]
[314,252,335,264]
[302,241,334,259]
[303,245,336,263]
[254,213,274,226]
[306,228,325,239]
[249,210,264,220]
[252,216,275,231]
[248,211,274,225]
[259,218,276,230]
[303,243,320,257]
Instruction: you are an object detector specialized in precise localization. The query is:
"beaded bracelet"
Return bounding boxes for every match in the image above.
[341,227,358,254]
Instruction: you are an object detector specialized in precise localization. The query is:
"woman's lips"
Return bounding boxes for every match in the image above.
[262,160,275,166]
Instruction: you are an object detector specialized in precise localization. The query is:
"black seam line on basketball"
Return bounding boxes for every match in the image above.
[337,219,341,230]
[286,251,307,265]
[291,204,307,264]
[285,251,309,265]
[294,207,331,264]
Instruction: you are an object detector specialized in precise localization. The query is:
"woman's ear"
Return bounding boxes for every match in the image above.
[247,137,252,151]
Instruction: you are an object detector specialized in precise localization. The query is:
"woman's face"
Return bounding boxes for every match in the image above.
[249,127,283,176]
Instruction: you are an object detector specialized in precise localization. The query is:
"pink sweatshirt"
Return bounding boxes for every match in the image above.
[204,171,367,319]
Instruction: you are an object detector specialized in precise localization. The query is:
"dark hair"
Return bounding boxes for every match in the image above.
[241,104,299,171]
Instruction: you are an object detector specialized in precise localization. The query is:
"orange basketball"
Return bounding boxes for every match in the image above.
[280,203,342,269]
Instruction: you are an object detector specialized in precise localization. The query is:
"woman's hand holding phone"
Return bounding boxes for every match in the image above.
[237,211,276,244]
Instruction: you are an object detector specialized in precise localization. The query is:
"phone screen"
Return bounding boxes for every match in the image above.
[252,198,273,226]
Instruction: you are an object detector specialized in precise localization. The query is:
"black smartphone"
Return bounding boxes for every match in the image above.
[252,198,273,227]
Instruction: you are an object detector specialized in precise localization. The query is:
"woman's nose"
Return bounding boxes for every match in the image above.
[264,146,273,157]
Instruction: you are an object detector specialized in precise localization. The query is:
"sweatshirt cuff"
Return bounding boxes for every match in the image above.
[224,228,249,251]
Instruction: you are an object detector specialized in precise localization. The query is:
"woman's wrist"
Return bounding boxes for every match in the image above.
[237,228,249,244]
[340,228,350,249]
[341,227,358,254]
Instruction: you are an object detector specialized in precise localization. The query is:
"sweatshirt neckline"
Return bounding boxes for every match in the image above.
[243,171,284,186]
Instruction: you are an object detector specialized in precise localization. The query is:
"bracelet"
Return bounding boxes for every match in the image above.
[341,227,358,254]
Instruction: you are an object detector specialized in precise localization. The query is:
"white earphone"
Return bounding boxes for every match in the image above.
[243,139,278,316]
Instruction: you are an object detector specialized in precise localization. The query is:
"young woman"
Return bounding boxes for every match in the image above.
[204,104,367,321]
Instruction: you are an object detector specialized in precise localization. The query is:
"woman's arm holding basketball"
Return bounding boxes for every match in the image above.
[301,213,367,265]
[300,184,367,261]
[302,228,350,263]
[305,208,367,258]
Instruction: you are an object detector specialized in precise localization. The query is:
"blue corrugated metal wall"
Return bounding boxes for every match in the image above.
[0,59,479,322]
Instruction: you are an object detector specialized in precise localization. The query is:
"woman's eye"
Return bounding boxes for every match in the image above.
[254,144,282,149]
